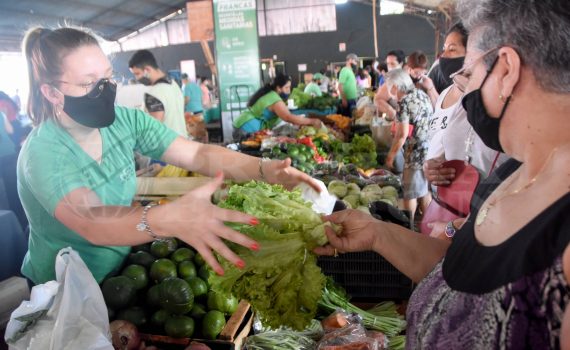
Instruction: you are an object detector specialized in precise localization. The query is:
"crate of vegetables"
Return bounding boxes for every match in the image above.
[101,239,253,350]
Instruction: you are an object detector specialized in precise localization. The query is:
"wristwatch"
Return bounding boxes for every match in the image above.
[136,204,159,239]
[445,221,458,238]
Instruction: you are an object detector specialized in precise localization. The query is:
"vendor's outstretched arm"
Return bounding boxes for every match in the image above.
[271,101,321,128]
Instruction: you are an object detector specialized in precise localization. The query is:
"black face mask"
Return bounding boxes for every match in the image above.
[411,76,421,84]
[439,56,465,85]
[351,64,358,72]
[138,77,152,86]
[280,93,289,100]
[461,57,509,153]
[62,79,117,128]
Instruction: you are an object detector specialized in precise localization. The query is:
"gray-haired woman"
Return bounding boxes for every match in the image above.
[316,1,570,348]
[383,68,433,224]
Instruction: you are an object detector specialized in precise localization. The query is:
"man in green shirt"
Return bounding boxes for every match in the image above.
[338,53,359,117]
[304,73,323,97]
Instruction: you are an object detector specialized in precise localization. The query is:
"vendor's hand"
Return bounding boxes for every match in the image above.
[262,158,322,192]
[314,209,381,256]
[157,173,259,275]
[423,156,455,186]
[309,119,323,129]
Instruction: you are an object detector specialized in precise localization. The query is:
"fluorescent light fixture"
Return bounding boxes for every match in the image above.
[335,0,347,4]
[380,0,405,15]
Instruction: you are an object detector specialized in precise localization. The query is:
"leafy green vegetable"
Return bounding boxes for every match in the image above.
[330,134,378,169]
[210,181,330,330]
[318,278,406,336]
[244,330,317,350]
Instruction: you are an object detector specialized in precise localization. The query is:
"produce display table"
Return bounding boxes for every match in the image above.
[135,177,212,200]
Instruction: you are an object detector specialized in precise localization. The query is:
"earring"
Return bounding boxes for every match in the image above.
[55,105,62,117]
[499,94,504,102]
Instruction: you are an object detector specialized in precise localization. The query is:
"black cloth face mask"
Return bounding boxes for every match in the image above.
[61,79,117,128]
[461,56,510,153]
[439,56,465,84]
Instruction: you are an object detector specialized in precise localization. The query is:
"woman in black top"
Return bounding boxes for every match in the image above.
[315,0,570,348]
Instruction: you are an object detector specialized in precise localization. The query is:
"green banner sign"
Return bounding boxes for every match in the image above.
[213,0,261,142]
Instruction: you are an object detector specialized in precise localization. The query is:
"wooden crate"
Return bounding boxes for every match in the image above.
[135,177,212,200]
[140,300,253,350]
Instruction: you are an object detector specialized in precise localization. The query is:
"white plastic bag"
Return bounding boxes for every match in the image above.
[5,247,113,350]
[371,115,393,150]
[296,179,337,215]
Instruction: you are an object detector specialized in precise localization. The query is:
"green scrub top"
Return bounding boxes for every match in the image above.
[304,83,323,97]
[339,66,358,100]
[233,91,283,130]
[18,106,178,284]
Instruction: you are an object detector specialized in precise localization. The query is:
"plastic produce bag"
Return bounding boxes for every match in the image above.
[317,323,379,350]
[370,116,393,150]
[5,247,112,350]
[295,178,337,215]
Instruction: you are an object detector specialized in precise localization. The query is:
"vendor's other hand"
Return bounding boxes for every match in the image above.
[423,156,455,186]
[263,158,322,193]
[166,173,259,275]
[314,209,380,256]
[310,119,323,129]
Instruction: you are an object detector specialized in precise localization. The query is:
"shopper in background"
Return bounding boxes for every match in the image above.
[128,49,188,138]
[318,68,330,94]
[233,74,322,137]
[355,68,370,89]
[304,73,323,97]
[405,51,439,107]
[338,53,359,117]
[318,0,570,347]
[183,75,204,116]
[385,49,405,71]
[200,77,212,109]
[375,62,388,87]
[383,69,433,223]
[18,26,320,285]
[428,22,468,94]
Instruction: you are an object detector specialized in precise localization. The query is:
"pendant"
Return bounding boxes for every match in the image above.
[475,207,488,226]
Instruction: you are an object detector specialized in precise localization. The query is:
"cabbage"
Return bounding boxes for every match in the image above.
[343,194,360,209]
[346,183,361,196]
[381,186,398,198]
[327,180,348,198]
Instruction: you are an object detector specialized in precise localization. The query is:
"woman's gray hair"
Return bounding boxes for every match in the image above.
[457,0,570,93]
[384,69,415,94]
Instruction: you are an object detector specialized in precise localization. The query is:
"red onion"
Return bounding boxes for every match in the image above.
[110,320,141,350]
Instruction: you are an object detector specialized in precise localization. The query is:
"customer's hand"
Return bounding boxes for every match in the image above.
[427,221,448,240]
[423,156,455,186]
[158,173,259,275]
[314,209,381,256]
[418,75,435,93]
[262,158,321,192]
